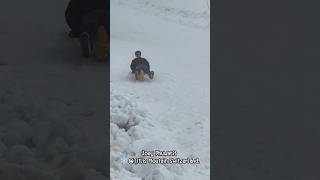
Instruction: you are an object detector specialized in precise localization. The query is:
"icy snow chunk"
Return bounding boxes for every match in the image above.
[84,168,109,180]
[60,158,86,180]
[144,166,176,180]
[0,141,7,157]
[62,122,85,145]
[69,144,107,174]
[41,137,69,162]
[9,119,32,137]
[0,104,12,124]
[4,144,34,164]
[127,125,145,140]
[111,94,146,131]
[31,118,82,149]
[31,121,52,147]
[2,131,23,147]
[10,103,41,125]
[2,118,32,147]
[0,162,59,180]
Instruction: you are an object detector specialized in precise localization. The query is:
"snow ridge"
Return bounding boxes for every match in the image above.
[110,92,184,180]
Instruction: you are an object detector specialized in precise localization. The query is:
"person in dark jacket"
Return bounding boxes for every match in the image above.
[130,51,154,79]
[65,0,109,57]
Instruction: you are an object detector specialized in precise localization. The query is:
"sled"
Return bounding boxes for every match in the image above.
[135,69,145,81]
[133,70,154,81]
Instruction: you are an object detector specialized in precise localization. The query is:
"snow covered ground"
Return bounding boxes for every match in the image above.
[110,0,210,179]
[0,0,108,179]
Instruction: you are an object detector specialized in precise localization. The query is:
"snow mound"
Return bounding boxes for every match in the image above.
[0,99,107,179]
[110,91,207,180]
[111,94,146,131]
[110,93,148,169]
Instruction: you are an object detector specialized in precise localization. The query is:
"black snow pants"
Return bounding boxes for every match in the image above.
[80,10,107,38]
[65,0,108,38]
[133,64,151,75]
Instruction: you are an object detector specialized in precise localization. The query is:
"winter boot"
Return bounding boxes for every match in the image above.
[80,32,93,58]
[148,71,154,79]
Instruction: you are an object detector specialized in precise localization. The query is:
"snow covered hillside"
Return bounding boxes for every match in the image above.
[110,0,210,179]
[0,0,108,179]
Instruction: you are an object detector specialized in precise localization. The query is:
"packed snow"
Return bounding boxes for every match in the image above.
[110,0,210,179]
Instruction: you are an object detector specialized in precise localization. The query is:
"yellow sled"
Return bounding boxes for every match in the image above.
[94,25,109,61]
[134,69,145,81]
[134,69,154,81]
[137,69,145,81]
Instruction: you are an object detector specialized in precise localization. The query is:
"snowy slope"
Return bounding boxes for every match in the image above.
[110,0,210,179]
[0,0,108,179]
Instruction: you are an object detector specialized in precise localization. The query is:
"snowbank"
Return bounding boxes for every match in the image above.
[0,0,108,179]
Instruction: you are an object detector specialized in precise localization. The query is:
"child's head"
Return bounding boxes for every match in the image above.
[135,50,141,57]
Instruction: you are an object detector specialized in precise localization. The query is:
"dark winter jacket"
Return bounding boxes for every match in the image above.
[131,58,150,72]
[65,0,109,36]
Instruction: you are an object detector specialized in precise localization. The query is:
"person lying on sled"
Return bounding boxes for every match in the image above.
[130,51,154,79]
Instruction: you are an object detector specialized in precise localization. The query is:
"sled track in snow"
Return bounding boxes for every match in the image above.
[113,0,210,29]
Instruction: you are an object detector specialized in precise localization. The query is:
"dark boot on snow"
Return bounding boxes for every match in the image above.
[80,32,93,58]
[148,71,154,79]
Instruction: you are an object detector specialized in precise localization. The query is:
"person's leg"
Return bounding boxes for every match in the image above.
[134,65,154,79]
[80,10,107,38]
[80,11,99,35]
[79,10,107,58]
[142,65,154,79]
[134,65,143,80]
[134,65,142,74]
[65,0,81,38]
[79,12,98,57]
[148,70,154,79]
